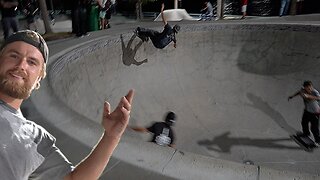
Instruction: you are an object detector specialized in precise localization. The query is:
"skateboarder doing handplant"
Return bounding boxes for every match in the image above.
[134,3,180,49]
[288,80,320,145]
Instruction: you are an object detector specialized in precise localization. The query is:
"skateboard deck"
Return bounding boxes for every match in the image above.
[291,132,316,152]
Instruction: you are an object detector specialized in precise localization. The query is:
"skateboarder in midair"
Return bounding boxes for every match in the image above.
[134,3,180,49]
[288,80,320,146]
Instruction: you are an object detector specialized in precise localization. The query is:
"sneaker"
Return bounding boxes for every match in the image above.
[133,28,139,35]
[143,37,149,42]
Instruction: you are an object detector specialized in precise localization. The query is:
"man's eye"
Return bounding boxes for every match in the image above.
[9,54,18,59]
[28,60,37,66]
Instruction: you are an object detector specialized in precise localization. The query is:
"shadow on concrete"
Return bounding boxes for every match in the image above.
[197,131,300,153]
[197,93,300,153]
[120,34,148,66]
[236,25,320,76]
[246,92,297,135]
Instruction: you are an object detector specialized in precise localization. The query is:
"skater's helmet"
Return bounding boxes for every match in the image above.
[173,25,181,33]
[165,111,176,126]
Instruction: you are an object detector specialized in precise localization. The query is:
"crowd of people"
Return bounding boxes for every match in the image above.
[197,0,305,20]
[72,0,115,37]
[0,0,116,39]
[0,0,314,40]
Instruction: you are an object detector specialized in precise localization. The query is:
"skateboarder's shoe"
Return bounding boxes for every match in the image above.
[133,27,140,35]
[134,28,148,42]
[291,132,317,152]
[143,36,149,42]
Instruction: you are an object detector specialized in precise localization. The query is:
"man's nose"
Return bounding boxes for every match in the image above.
[16,58,28,70]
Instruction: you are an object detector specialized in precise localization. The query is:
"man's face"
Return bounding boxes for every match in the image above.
[304,85,313,94]
[0,41,44,99]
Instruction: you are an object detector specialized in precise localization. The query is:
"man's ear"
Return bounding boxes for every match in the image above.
[34,77,42,90]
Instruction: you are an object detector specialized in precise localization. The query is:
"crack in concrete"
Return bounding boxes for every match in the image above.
[162,149,178,173]
[103,160,121,175]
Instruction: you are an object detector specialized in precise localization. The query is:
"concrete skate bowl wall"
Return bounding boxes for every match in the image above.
[45,23,320,178]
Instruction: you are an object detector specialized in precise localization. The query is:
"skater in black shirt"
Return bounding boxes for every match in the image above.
[131,111,177,148]
[134,3,180,49]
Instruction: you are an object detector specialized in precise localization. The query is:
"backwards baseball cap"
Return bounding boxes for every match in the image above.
[165,111,176,126]
[1,30,49,63]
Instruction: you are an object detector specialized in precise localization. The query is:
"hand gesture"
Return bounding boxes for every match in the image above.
[102,89,134,139]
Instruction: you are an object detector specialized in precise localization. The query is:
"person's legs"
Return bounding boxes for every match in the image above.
[10,17,19,33]
[79,7,88,35]
[296,0,304,14]
[73,8,81,36]
[204,12,213,20]
[99,11,106,29]
[199,14,204,21]
[241,5,247,19]
[100,18,105,29]
[310,114,320,143]
[2,18,11,39]
[283,0,291,15]
[279,0,286,16]
[105,10,111,28]
[301,111,311,136]
[137,27,157,38]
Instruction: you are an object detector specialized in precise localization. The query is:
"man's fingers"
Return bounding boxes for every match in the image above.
[104,101,111,116]
[125,89,135,104]
[120,97,132,112]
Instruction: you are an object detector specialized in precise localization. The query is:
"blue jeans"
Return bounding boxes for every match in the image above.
[279,0,291,16]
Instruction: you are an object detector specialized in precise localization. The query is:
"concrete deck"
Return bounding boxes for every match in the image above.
[21,14,320,179]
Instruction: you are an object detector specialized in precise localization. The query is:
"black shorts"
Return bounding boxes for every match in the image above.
[105,10,111,19]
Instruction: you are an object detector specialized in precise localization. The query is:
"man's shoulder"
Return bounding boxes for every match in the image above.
[154,121,164,125]
[153,121,166,127]
[313,89,320,95]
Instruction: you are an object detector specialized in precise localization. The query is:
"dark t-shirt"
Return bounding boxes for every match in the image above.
[147,122,175,146]
[153,23,176,49]
[0,0,18,17]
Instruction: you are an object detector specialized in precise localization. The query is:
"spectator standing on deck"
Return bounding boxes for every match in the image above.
[241,0,248,19]
[279,0,291,16]
[199,1,214,21]
[0,0,19,39]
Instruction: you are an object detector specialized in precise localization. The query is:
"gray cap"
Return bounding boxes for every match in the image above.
[1,30,49,63]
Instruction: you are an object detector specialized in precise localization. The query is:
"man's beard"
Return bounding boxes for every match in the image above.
[0,71,34,99]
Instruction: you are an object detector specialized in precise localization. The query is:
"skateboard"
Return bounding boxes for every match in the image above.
[133,28,149,42]
[290,132,317,152]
